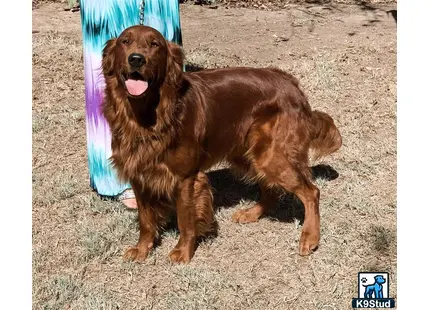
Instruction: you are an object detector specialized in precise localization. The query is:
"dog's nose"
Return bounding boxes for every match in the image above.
[128,53,146,67]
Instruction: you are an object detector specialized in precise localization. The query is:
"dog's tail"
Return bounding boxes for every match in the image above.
[309,110,342,161]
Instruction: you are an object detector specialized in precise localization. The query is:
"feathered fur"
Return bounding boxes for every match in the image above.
[102,25,342,263]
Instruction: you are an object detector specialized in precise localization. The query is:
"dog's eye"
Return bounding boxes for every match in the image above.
[122,39,131,45]
[151,41,159,48]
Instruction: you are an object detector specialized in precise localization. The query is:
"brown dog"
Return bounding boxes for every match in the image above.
[101,25,342,263]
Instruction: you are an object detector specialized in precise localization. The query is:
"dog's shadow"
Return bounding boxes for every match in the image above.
[207,164,339,225]
[161,164,338,232]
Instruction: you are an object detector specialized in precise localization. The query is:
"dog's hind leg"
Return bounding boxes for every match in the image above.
[242,113,320,256]
[364,286,373,299]
[232,184,278,223]
[268,160,320,256]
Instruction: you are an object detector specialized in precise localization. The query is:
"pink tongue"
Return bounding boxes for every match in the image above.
[125,79,148,96]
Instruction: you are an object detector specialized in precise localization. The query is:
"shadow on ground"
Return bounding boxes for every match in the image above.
[207,164,339,224]
[160,164,339,238]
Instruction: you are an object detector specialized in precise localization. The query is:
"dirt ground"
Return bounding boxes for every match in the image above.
[32,1,397,309]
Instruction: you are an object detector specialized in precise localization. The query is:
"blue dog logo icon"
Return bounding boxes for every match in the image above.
[352,272,395,308]
[363,275,386,299]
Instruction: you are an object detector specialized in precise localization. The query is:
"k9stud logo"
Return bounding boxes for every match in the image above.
[352,272,395,308]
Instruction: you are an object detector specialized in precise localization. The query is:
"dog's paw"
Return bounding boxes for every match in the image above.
[298,231,319,256]
[299,243,318,256]
[231,208,261,224]
[169,247,193,264]
[123,247,149,263]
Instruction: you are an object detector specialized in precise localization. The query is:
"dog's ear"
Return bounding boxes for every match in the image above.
[166,41,184,87]
[102,39,117,77]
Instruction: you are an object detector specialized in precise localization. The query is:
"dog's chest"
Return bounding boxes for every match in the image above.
[113,142,178,198]
[138,163,178,198]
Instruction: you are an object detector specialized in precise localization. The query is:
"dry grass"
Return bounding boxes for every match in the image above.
[33,2,397,309]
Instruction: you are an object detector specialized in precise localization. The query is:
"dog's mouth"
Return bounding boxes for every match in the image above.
[121,71,151,97]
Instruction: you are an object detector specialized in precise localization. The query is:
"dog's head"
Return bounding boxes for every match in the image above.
[102,25,184,98]
[374,275,386,285]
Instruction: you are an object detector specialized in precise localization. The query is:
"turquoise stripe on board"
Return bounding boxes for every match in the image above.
[87,142,129,196]
[81,0,182,53]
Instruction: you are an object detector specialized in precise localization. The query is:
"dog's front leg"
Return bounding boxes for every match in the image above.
[376,287,383,299]
[169,176,198,264]
[123,191,158,263]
